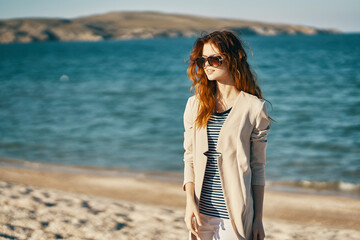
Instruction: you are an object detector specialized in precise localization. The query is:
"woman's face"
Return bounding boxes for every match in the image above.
[202,43,233,83]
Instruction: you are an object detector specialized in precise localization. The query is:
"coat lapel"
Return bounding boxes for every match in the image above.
[197,124,208,155]
[217,91,243,154]
[194,91,244,204]
[196,90,244,158]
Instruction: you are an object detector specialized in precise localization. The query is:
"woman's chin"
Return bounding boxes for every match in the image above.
[207,76,217,81]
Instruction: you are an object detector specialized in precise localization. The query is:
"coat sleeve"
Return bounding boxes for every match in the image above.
[250,100,271,186]
[182,97,195,191]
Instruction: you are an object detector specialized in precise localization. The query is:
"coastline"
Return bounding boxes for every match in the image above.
[1,157,360,239]
[0,11,341,44]
[1,156,359,199]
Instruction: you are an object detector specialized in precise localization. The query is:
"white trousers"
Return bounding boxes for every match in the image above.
[195,213,239,240]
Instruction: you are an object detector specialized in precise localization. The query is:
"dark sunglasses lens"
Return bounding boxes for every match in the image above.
[196,57,206,68]
[208,57,221,67]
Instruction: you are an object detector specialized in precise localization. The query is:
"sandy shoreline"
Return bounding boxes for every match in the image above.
[1,158,360,239]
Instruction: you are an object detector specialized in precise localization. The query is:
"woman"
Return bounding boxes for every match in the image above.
[182,30,272,240]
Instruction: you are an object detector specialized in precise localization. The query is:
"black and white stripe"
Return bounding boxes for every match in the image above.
[199,107,232,219]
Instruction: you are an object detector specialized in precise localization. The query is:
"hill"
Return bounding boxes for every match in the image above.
[0,11,341,43]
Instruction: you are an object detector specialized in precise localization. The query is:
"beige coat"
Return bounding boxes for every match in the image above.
[182,91,271,240]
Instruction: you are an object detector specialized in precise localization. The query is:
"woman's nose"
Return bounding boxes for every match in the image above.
[204,60,210,68]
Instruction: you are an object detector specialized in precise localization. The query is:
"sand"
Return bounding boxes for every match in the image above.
[0,160,359,240]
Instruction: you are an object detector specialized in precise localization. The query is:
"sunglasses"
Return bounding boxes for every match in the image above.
[196,56,223,68]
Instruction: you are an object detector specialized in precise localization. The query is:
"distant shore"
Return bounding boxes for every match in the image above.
[0,11,341,44]
[0,156,359,239]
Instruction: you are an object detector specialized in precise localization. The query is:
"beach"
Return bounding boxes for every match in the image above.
[0,158,359,240]
[1,18,359,240]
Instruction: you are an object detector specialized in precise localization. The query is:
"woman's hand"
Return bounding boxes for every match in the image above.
[252,218,265,240]
[184,199,202,238]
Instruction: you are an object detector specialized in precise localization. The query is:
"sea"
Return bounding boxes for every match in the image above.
[1,33,359,196]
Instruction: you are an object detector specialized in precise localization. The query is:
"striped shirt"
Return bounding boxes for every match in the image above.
[199,107,232,219]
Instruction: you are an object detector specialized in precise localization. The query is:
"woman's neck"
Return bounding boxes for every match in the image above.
[216,81,240,101]
[215,81,240,111]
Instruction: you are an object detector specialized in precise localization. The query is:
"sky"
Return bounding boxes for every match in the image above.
[0,0,359,32]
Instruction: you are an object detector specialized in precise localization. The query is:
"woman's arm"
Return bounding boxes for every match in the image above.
[185,182,195,202]
[182,98,202,238]
[251,185,264,220]
[182,97,195,191]
[250,100,270,240]
[250,101,271,186]
[251,185,265,240]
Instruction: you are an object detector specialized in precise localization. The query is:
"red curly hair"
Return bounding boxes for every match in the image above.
[187,30,268,129]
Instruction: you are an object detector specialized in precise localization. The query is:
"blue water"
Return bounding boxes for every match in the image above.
[0,34,359,190]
